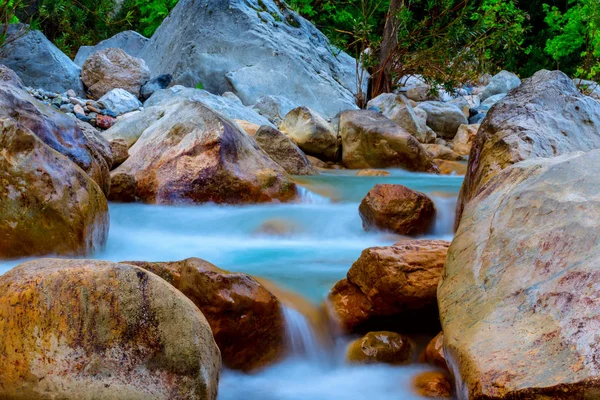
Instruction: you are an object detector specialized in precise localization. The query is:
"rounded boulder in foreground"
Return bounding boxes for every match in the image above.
[0,259,221,400]
[359,184,436,236]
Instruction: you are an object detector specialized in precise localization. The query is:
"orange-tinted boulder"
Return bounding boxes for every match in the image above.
[327,240,449,334]
[359,184,436,236]
[0,259,221,400]
[412,371,453,398]
[128,258,285,371]
[346,331,415,365]
[420,332,447,370]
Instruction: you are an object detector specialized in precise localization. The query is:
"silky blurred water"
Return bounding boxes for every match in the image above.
[0,168,463,399]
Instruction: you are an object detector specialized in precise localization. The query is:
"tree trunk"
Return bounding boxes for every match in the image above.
[371,0,404,97]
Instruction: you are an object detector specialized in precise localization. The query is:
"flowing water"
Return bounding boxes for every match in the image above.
[0,168,463,399]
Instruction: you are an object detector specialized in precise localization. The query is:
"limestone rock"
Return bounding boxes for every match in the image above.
[112,99,296,204]
[0,25,84,96]
[74,30,149,67]
[412,372,453,398]
[416,101,468,139]
[0,259,221,399]
[145,86,273,127]
[480,70,521,101]
[339,110,436,171]
[254,125,315,175]
[0,119,108,259]
[280,107,339,161]
[456,70,600,225]
[127,258,285,371]
[423,144,463,161]
[452,124,479,156]
[420,332,447,370]
[440,149,600,399]
[81,48,151,99]
[139,0,364,118]
[0,77,112,194]
[359,184,436,236]
[98,88,142,116]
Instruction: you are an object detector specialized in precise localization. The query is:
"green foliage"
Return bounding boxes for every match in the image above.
[123,0,180,37]
[544,0,600,80]
[196,82,204,90]
[35,0,131,57]
[1,0,30,51]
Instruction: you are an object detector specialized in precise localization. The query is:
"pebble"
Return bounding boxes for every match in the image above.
[60,104,75,113]
[65,89,77,98]
[69,97,86,107]
[75,113,91,123]
[96,114,116,130]
[73,104,85,115]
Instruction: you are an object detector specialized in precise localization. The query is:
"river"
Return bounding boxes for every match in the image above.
[0,168,463,400]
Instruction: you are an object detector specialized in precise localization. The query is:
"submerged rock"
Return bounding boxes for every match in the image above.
[346,331,415,365]
[328,239,449,333]
[0,119,108,259]
[140,0,363,118]
[359,184,436,236]
[0,25,84,95]
[0,77,112,194]
[254,125,315,175]
[456,70,600,225]
[128,258,285,371]
[81,48,151,99]
[111,99,296,204]
[412,371,453,398]
[339,110,436,171]
[0,259,221,399]
[440,149,600,399]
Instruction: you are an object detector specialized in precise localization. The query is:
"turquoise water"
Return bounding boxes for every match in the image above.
[0,169,463,399]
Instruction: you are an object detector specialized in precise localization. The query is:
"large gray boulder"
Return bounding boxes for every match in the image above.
[440,149,600,399]
[139,0,364,118]
[145,86,273,127]
[416,101,468,139]
[74,30,149,67]
[480,70,521,101]
[456,70,600,225]
[0,25,84,95]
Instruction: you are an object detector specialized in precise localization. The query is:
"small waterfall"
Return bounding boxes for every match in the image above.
[282,306,325,362]
[431,195,457,237]
[296,186,331,205]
